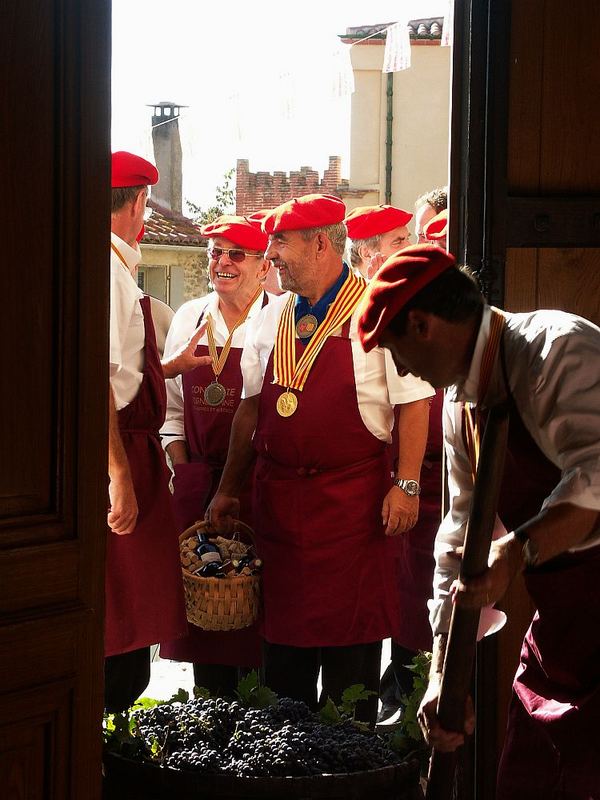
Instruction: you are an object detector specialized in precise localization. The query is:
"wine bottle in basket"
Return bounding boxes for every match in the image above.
[192,534,225,578]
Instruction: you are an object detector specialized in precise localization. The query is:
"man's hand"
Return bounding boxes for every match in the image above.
[451,532,522,609]
[108,473,138,535]
[417,675,475,752]
[205,492,240,535]
[162,323,212,379]
[382,485,419,535]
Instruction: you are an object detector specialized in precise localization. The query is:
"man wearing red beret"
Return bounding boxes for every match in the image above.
[424,208,448,250]
[206,194,434,726]
[159,214,273,695]
[106,151,211,712]
[346,202,444,727]
[345,204,413,280]
[358,243,600,795]
[414,186,447,245]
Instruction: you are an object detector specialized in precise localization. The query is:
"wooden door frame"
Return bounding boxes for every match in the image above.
[448,2,512,798]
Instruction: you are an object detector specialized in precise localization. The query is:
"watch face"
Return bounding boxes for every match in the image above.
[405,480,420,496]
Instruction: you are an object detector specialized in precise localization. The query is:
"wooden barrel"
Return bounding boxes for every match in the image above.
[103,751,423,800]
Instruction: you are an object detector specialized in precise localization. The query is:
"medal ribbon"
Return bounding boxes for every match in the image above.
[206,287,263,379]
[273,271,367,392]
[111,242,131,272]
[462,308,506,478]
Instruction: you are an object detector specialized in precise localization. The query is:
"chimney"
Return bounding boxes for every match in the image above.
[149,101,186,214]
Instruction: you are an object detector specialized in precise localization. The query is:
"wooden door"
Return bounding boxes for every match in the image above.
[0,2,111,798]
[450,1,600,797]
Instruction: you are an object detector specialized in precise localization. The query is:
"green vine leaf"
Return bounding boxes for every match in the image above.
[339,684,376,716]
[235,670,277,708]
[166,688,190,704]
[319,697,342,726]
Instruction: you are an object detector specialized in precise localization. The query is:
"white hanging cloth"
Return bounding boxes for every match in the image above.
[382,19,411,73]
[329,41,355,98]
[442,0,455,47]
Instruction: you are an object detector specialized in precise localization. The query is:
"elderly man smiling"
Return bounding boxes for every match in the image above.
[207,194,434,726]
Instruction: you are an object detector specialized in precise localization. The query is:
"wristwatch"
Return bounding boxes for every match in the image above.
[514,529,539,568]
[394,478,421,497]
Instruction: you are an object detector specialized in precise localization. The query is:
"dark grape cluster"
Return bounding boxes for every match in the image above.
[131,696,402,777]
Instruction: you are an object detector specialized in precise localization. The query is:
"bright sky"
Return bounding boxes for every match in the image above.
[112,0,449,210]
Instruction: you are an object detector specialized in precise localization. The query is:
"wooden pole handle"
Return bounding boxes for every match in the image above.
[426,405,509,800]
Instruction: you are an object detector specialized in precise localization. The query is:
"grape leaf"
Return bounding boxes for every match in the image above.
[166,688,190,704]
[235,670,277,708]
[249,685,278,709]
[133,695,168,709]
[236,670,260,704]
[339,684,376,716]
[319,697,342,725]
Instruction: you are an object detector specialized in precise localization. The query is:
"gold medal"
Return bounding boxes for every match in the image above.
[204,288,263,407]
[272,271,367,400]
[276,390,298,417]
[204,381,227,406]
[296,313,318,339]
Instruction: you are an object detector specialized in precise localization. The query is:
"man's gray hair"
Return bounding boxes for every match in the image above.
[415,186,447,214]
[348,234,382,267]
[299,222,348,257]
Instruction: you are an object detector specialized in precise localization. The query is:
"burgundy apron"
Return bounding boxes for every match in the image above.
[252,319,400,647]
[491,346,600,797]
[160,303,264,667]
[105,295,187,657]
[392,389,444,652]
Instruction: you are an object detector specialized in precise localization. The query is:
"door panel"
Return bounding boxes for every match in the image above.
[1,1,110,798]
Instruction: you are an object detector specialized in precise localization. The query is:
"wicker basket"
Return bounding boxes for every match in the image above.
[178,520,260,631]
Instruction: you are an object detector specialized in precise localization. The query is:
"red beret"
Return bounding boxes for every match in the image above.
[262,194,346,234]
[246,208,271,223]
[358,244,456,352]
[344,205,413,240]
[424,208,448,240]
[200,214,268,252]
[111,151,159,188]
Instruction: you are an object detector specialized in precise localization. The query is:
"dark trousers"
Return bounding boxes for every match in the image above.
[104,646,151,714]
[380,642,417,708]
[264,640,382,727]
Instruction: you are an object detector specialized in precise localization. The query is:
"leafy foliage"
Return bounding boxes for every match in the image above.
[235,669,278,709]
[389,650,432,759]
[318,697,342,726]
[186,168,236,225]
[318,683,376,731]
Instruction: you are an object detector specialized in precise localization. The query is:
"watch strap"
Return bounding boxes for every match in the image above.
[393,478,421,496]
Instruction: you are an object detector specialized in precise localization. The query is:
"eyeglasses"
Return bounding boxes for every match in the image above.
[208,247,262,264]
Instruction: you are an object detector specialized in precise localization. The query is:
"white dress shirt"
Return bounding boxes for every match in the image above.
[160,290,270,449]
[240,292,435,443]
[109,233,144,410]
[430,305,600,636]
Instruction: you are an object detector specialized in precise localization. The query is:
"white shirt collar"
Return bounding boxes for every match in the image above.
[111,232,142,276]
[446,305,492,404]
[204,288,269,337]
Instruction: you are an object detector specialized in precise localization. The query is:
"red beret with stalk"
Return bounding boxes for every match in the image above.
[358,243,456,352]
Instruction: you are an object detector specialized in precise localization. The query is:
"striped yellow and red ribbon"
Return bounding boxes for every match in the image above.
[273,271,367,392]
